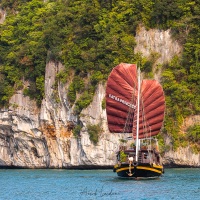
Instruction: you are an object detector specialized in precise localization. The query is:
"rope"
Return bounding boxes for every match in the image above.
[122,84,136,135]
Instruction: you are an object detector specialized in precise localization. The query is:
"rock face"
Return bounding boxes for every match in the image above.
[163,115,200,167]
[0,62,123,168]
[134,25,182,82]
[134,25,182,64]
[0,26,199,168]
[0,8,6,24]
[0,88,46,168]
[164,147,200,167]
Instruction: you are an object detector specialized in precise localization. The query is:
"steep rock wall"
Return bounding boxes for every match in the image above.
[0,62,123,168]
[164,146,200,167]
[134,25,182,64]
[0,86,47,168]
[134,25,182,82]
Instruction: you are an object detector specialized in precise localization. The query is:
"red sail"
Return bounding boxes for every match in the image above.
[106,63,165,139]
[106,63,137,133]
[132,79,165,139]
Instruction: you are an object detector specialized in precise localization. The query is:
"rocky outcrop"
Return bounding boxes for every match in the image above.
[134,25,182,64]
[134,25,182,82]
[0,26,199,168]
[0,8,6,24]
[163,115,200,167]
[181,115,200,133]
[163,146,200,167]
[0,90,47,168]
[0,61,124,168]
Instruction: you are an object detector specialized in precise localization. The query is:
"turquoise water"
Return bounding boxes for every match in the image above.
[0,168,199,200]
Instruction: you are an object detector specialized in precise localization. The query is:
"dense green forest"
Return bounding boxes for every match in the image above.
[0,0,199,151]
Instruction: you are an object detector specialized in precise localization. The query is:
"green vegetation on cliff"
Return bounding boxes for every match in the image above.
[0,0,199,148]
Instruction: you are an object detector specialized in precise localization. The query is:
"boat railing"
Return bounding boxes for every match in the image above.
[118,145,160,164]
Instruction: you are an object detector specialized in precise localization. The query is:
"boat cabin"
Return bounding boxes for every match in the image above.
[117,147,161,165]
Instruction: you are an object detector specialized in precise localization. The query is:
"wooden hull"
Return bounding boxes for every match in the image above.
[113,163,163,178]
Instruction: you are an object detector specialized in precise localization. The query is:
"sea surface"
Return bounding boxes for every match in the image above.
[0,168,199,200]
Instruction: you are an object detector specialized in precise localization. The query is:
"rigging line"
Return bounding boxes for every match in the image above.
[141,97,146,137]
[140,94,151,139]
[141,97,150,151]
[140,94,147,139]
[122,80,136,136]
[140,92,154,163]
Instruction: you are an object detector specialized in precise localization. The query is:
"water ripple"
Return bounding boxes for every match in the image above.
[0,168,199,200]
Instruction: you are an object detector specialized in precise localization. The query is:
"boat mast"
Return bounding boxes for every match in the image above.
[135,67,140,162]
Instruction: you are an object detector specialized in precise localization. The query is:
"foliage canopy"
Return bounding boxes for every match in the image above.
[0,0,199,147]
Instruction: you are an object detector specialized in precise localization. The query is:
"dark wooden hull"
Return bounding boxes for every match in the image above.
[113,163,163,178]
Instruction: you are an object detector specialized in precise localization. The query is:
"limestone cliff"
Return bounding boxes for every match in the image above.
[0,26,199,168]
[0,61,124,168]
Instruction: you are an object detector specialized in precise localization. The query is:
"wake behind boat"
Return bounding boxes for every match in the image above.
[106,63,165,178]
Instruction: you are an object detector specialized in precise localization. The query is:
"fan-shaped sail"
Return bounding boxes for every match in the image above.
[132,80,165,139]
[106,63,165,139]
[106,63,137,133]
